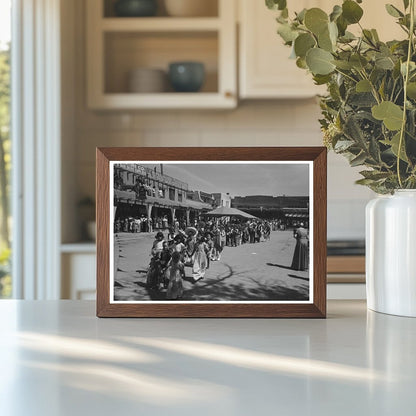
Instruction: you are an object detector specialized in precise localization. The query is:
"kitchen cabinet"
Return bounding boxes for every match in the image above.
[239,0,325,99]
[61,245,96,300]
[86,0,237,110]
[238,0,404,99]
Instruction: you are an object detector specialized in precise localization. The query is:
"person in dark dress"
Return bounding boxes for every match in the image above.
[291,223,309,271]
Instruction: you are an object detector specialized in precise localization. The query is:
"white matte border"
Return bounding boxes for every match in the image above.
[109,161,314,304]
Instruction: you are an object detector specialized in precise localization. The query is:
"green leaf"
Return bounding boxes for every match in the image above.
[369,136,382,163]
[360,170,392,181]
[296,8,307,23]
[342,0,364,24]
[328,21,338,44]
[330,5,342,22]
[294,33,316,58]
[386,132,409,162]
[355,178,377,186]
[306,48,335,75]
[371,29,380,42]
[399,14,411,29]
[403,0,410,10]
[339,31,356,43]
[336,15,348,36]
[304,8,329,35]
[277,23,298,43]
[313,74,332,85]
[363,29,376,46]
[349,92,377,107]
[407,82,416,99]
[350,54,368,70]
[350,152,368,167]
[266,0,287,11]
[378,78,386,100]
[344,115,367,147]
[334,139,355,151]
[296,57,308,69]
[356,79,372,92]
[276,14,287,24]
[375,55,395,70]
[333,60,353,70]
[318,27,334,52]
[372,101,404,131]
[401,61,416,76]
[385,4,404,18]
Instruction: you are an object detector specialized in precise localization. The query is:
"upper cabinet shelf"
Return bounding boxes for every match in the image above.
[101,17,221,32]
[86,0,237,110]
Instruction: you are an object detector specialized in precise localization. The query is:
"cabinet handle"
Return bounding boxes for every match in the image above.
[225,91,234,99]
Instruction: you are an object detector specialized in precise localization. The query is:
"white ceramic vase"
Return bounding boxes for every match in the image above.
[366,190,416,317]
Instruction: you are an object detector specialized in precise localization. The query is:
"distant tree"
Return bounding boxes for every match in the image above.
[0,44,10,248]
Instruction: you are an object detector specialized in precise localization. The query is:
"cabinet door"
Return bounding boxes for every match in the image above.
[62,253,96,300]
[239,0,404,100]
[239,0,325,99]
[86,0,237,109]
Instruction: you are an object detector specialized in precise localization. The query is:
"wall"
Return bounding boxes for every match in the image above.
[61,0,374,243]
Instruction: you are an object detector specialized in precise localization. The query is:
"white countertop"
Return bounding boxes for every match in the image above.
[0,300,415,415]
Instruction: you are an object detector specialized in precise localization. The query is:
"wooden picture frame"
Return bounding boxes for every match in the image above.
[96,147,327,318]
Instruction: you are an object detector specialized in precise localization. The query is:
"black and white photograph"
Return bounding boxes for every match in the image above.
[110,162,312,303]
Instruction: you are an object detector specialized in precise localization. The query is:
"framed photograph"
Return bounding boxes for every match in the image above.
[96,147,327,318]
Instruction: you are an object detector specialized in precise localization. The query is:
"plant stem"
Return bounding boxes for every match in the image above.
[397,0,415,188]
[358,69,381,104]
[334,68,358,84]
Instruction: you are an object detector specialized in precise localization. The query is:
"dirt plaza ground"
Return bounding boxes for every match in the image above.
[113,230,310,302]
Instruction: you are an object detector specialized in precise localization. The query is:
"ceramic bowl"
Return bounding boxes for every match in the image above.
[114,0,158,17]
[168,62,205,92]
[128,68,167,93]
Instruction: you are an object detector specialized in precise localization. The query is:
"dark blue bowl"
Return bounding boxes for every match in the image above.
[168,62,205,93]
[114,0,157,17]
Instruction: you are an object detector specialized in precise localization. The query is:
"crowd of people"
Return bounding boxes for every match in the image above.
[114,215,188,234]
[114,215,306,235]
[114,214,309,300]
[145,218,273,300]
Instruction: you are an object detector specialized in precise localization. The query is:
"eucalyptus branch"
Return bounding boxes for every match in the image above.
[393,85,404,103]
[359,69,381,104]
[390,79,398,101]
[334,68,358,84]
[397,0,415,188]
[267,0,416,193]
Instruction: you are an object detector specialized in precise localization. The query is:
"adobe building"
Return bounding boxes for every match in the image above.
[113,164,213,226]
[232,195,309,227]
[212,192,232,208]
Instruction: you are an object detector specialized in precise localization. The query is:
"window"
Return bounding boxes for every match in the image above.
[0,0,11,298]
[158,184,165,198]
[178,192,183,202]
[169,188,175,201]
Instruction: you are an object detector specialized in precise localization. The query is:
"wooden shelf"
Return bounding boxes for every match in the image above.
[89,92,235,110]
[86,0,237,109]
[327,256,365,274]
[101,17,221,32]
[61,243,96,253]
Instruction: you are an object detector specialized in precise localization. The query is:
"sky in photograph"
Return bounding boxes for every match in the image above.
[139,163,310,197]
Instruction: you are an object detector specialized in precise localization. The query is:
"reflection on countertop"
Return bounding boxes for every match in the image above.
[1,300,416,415]
[327,239,365,256]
